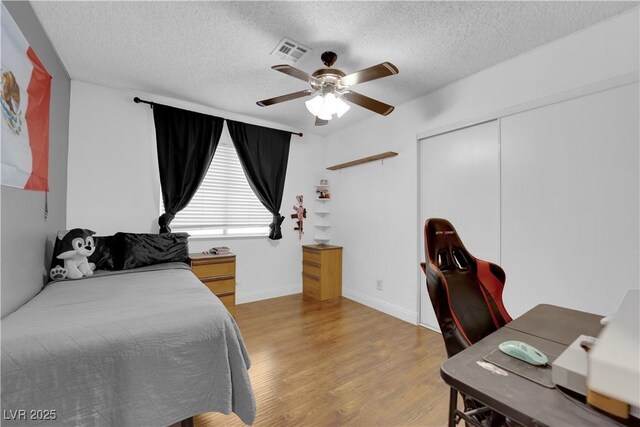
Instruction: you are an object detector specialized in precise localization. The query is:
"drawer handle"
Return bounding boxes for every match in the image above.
[215,291,235,298]
[191,259,235,267]
[200,274,235,282]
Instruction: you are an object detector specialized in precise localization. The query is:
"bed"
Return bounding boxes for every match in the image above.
[1,263,256,426]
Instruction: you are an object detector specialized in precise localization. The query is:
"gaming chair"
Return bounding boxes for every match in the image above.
[421,218,513,426]
[420,218,512,358]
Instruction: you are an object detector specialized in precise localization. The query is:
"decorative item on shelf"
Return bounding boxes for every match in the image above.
[316,189,330,199]
[315,183,331,199]
[202,246,231,255]
[291,195,306,240]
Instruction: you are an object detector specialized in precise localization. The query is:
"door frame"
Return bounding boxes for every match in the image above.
[415,119,500,332]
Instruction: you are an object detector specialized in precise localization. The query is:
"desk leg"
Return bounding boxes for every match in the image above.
[448,387,458,427]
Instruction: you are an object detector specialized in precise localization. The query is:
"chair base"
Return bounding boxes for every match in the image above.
[448,387,513,427]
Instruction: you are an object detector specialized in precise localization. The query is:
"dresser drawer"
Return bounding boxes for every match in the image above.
[302,261,321,278]
[303,274,321,300]
[192,260,235,279]
[303,272,320,288]
[303,248,321,264]
[203,277,235,295]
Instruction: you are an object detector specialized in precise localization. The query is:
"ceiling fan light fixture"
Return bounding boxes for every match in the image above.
[305,92,350,121]
[318,93,337,120]
[305,95,324,117]
[334,96,351,118]
[317,110,333,121]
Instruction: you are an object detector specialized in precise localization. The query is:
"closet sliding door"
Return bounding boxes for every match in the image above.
[418,120,501,329]
[501,83,639,317]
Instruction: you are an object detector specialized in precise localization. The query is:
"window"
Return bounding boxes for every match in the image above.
[170,135,271,237]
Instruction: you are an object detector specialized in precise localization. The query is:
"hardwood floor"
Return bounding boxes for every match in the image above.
[195,294,450,427]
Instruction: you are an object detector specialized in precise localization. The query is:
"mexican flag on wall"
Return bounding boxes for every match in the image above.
[1,4,52,191]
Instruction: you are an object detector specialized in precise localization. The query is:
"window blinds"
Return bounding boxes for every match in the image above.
[171,141,271,235]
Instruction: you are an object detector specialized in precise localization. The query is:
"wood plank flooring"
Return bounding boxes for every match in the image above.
[196,294,450,426]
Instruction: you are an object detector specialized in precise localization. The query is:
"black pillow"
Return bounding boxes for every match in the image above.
[90,235,116,271]
[112,232,189,270]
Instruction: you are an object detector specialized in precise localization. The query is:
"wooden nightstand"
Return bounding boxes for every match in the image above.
[302,244,342,301]
[190,253,236,315]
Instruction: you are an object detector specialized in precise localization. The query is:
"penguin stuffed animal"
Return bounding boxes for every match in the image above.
[50,229,96,280]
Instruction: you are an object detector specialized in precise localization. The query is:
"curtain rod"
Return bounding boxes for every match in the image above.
[133,97,303,137]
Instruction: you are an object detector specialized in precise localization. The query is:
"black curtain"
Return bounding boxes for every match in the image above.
[153,104,224,233]
[226,120,292,240]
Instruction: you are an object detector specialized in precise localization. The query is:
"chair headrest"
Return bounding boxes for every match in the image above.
[425,218,472,273]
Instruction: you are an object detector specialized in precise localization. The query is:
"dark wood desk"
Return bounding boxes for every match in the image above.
[506,304,603,346]
[440,304,617,427]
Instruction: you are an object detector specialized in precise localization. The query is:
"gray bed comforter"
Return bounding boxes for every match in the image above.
[1,263,255,426]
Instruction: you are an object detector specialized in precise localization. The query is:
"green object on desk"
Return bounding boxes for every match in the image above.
[499,340,549,366]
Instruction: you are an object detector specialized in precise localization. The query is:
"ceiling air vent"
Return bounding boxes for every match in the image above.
[271,37,310,63]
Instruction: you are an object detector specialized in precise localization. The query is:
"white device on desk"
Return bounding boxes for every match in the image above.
[588,290,640,419]
[552,334,596,396]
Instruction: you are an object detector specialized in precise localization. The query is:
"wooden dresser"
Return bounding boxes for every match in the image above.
[190,253,236,315]
[302,244,343,301]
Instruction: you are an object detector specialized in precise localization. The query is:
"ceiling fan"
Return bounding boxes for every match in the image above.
[257,51,399,126]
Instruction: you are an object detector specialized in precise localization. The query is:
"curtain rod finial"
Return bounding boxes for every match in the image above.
[133,97,141,103]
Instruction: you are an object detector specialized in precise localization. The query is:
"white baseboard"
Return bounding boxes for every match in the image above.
[236,284,301,304]
[343,288,418,325]
[418,322,442,334]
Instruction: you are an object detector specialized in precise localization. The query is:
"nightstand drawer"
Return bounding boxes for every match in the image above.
[302,261,320,278]
[203,277,235,295]
[303,248,321,264]
[303,274,321,300]
[190,253,236,316]
[303,272,320,289]
[192,260,234,279]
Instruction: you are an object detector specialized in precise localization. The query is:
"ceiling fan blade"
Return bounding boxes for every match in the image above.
[341,91,395,116]
[315,116,329,126]
[272,64,319,85]
[340,62,399,87]
[257,90,313,107]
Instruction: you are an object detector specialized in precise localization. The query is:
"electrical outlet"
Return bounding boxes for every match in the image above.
[376,279,383,291]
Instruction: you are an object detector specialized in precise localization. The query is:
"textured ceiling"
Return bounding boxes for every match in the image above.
[30,1,637,136]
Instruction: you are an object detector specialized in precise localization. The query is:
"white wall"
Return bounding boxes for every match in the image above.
[1,2,70,318]
[325,9,639,324]
[68,81,325,303]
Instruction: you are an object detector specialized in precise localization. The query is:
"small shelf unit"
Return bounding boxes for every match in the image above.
[313,184,332,243]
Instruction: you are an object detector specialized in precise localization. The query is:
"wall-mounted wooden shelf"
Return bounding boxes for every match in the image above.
[326,151,398,171]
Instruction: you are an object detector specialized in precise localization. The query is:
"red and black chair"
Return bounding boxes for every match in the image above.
[420,218,512,426]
